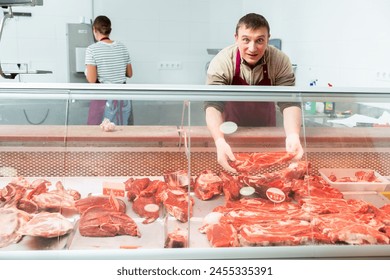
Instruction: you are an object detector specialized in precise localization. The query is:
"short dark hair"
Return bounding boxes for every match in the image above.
[235,13,270,35]
[93,15,112,35]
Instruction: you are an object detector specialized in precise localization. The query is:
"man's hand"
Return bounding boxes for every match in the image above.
[285,133,304,160]
[215,138,237,173]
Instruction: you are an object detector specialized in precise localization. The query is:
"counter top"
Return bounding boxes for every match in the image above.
[0,125,389,148]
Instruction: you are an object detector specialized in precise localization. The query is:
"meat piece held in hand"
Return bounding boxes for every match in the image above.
[230,151,296,173]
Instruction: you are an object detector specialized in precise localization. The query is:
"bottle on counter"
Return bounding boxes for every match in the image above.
[304,80,317,115]
[324,83,336,115]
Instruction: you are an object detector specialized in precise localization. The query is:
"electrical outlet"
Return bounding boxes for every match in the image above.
[158,61,182,70]
[376,71,390,82]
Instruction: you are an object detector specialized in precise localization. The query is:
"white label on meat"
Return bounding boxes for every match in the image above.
[240,186,255,196]
[266,187,286,203]
[144,203,159,213]
[219,121,238,134]
[171,190,184,195]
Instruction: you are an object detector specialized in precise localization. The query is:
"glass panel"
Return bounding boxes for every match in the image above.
[1,84,390,258]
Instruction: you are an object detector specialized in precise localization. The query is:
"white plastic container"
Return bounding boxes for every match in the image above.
[318,168,390,192]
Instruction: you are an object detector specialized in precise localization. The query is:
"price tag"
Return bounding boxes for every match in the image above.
[266,187,286,203]
[240,186,255,197]
[219,121,238,134]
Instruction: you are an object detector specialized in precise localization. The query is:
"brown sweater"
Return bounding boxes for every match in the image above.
[205,44,299,113]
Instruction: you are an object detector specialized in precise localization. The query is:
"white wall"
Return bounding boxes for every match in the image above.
[243,0,390,87]
[1,0,390,87]
[0,0,93,83]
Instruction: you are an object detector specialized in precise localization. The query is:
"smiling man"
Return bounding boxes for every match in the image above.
[205,13,303,173]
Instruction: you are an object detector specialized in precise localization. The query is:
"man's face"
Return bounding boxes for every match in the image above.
[235,26,269,66]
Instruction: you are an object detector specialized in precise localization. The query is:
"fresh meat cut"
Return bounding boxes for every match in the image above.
[157,185,194,223]
[219,172,241,201]
[75,195,127,214]
[1,184,27,209]
[299,197,351,215]
[30,181,79,212]
[17,212,74,238]
[229,151,296,173]
[125,178,150,201]
[78,206,140,237]
[0,208,30,248]
[290,176,343,201]
[163,170,194,190]
[204,223,240,247]
[238,220,330,246]
[164,228,188,248]
[329,170,380,182]
[312,214,389,244]
[194,170,223,200]
[132,196,160,224]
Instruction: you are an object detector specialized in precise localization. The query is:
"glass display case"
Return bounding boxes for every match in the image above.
[0,83,389,259]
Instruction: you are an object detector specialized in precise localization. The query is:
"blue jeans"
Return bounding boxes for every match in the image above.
[103,100,133,125]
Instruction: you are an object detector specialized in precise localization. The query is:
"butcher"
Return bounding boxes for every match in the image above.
[204,13,304,173]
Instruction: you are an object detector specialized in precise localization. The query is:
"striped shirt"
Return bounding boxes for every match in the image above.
[85,41,131,84]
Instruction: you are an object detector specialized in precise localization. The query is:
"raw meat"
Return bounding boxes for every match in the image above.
[163,170,194,190]
[75,195,126,214]
[30,181,79,212]
[0,208,30,248]
[157,186,194,223]
[125,178,150,201]
[219,171,241,201]
[1,184,27,208]
[194,170,223,200]
[229,151,296,173]
[79,206,140,237]
[312,214,389,245]
[164,228,188,248]
[17,212,74,238]
[132,196,160,224]
[290,176,343,201]
[238,220,330,246]
[204,223,240,247]
[329,170,380,182]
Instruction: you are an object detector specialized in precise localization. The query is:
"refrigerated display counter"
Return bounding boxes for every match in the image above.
[0,83,389,259]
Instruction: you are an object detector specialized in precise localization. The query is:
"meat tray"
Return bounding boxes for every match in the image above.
[318,168,390,192]
[1,176,390,253]
[66,181,222,250]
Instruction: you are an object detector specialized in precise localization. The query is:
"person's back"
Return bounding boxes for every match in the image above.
[85,15,133,125]
[86,40,130,84]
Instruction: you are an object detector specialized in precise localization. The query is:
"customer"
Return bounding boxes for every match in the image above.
[205,13,303,173]
[85,15,133,125]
